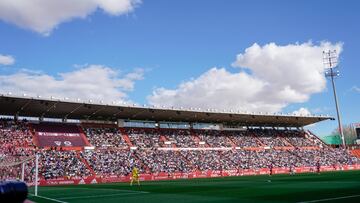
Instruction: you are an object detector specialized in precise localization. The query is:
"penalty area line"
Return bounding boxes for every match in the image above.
[28,194,68,203]
[57,192,146,200]
[298,194,360,203]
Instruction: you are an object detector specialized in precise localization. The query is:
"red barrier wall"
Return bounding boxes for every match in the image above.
[36,164,360,186]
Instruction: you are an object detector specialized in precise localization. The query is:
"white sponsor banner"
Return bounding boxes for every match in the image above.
[38,132,81,137]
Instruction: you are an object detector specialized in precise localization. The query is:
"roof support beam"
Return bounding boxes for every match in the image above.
[17,99,32,115]
[40,101,59,118]
[88,106,107,119]
[112,108,124,117]
[64,103,84,119]
[131,109,147,119]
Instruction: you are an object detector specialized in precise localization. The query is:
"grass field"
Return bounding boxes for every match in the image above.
[28,170,360,203]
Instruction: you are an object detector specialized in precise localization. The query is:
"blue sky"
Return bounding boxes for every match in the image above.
[0,0,359,136]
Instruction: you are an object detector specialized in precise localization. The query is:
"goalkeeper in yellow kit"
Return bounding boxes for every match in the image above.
[130,167,140,186]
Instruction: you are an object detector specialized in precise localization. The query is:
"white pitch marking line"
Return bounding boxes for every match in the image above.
[37,186,149,194]
[57,192,145,200]
[71,187,149,194]
[29,194,68,203]
[298,194,360,203]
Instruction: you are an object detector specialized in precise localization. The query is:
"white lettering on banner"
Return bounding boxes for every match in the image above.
[38,132,81,137]
[46,180,75,185]
[53,141,74,146]
[64,141,72,146]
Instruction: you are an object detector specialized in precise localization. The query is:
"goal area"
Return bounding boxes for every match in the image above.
[0,153,39,196]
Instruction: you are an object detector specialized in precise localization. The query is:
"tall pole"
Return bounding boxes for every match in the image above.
[330,68,345,148]
[35,153,39,196]
[21,162,25,181]
[324,50,346,148]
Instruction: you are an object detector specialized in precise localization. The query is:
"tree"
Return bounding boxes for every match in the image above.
[330,124,357,145]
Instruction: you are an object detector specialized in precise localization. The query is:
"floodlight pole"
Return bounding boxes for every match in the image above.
[21,162,25,181]
[35,153,39,196]
[330,68,345,148]
[324,50,346,148]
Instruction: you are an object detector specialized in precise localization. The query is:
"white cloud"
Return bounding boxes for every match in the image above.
[0,65,144,103]
[148,41,343,113]
[311,106,330,114]
[0,54,15,65]
[0,0,141,35]
[149,68,268,112]
[351,86,360,93]
[292,107,311,116]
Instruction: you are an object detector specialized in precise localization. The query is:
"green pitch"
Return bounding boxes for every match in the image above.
[28,170,360,203]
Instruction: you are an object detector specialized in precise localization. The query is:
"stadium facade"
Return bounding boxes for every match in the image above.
[1,94,360,186]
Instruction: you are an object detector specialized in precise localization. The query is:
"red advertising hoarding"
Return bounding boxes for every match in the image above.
[35,164,360,186]
[36,132,88,147]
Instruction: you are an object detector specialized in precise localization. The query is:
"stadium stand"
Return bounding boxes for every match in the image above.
[0,119,36,182]
[194,129,233,147]
[125,128,162,148]
[81,149,134,176]
[225,130,260,147]
[40,149,92,179]
[163,129,198,148]
[1,118,360,186]
[83,125,127,148]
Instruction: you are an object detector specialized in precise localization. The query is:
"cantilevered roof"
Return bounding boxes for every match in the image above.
[0,95,333,127]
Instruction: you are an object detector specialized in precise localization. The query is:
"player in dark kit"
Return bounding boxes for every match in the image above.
[267,163,273,183]
[269,164,273,176]
[316,160,321,174]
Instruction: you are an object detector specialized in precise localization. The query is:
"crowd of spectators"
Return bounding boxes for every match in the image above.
[195,130,233,147]
[252,129,289,147]
[125,128,161,148]
[0,150,35,182]
[1,119,360,181]
[0,119,34,151]
[284,131,319,147]
[82,148,360,175]
[290,147,359,167]
[161,129,197,147]
[136,149,194,173]
[124,128,309,148]
[40,150,92,179]
[81,149,136,176]
[0,119,36,181]
[84,127,127,148]
[224,131,260,147]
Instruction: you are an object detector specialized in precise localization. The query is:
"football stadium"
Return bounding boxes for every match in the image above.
[1,1,360,203]
[1,94,360,203]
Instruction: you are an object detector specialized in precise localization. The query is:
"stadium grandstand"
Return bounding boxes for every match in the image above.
[1,93,360,189]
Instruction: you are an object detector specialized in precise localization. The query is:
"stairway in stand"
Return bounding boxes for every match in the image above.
[350,149,360,158]
[76,151,96,176]
[27,123,40,147]
[119,128,133,147]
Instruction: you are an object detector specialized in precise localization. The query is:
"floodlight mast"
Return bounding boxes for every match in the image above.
[323,50,345,148]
